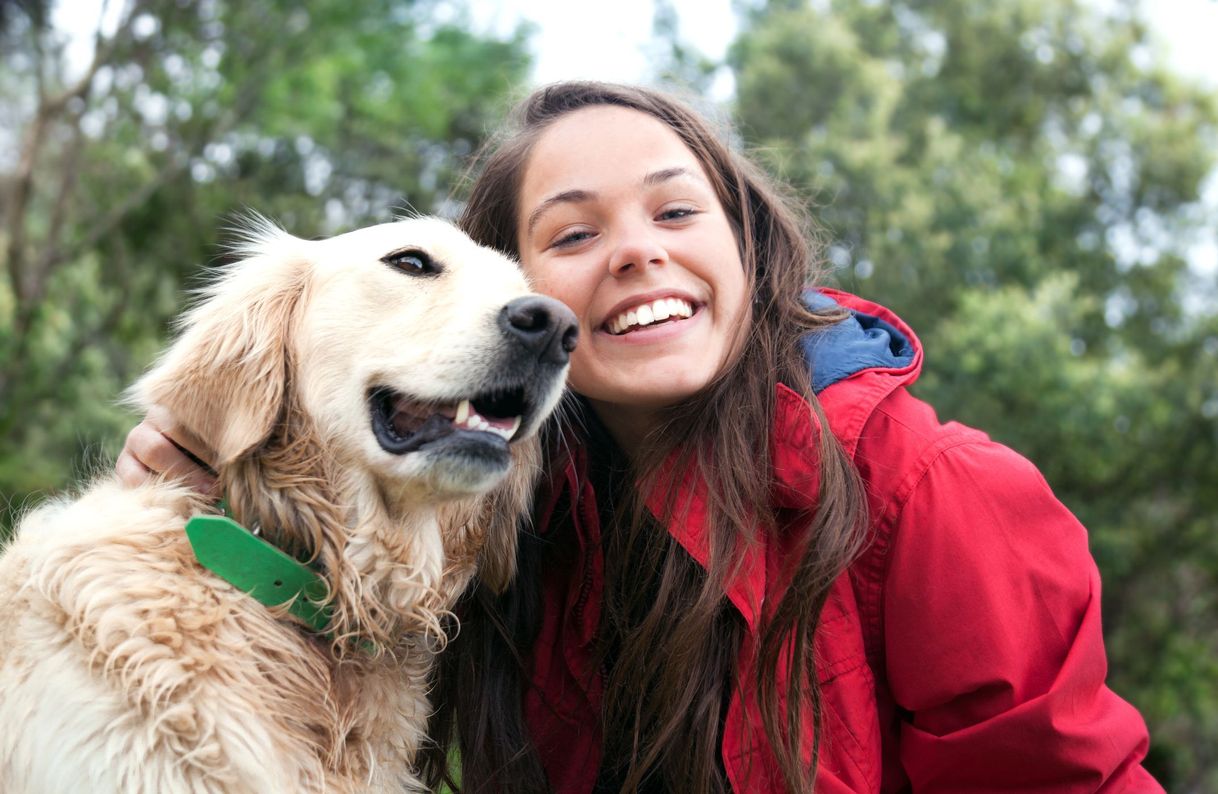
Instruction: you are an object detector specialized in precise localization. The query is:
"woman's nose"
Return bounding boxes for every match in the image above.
[607,222,668,276]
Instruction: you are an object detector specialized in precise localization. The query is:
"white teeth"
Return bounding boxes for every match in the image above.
[477,415,522,441]
[608,298,693,335]
[451,398,522,441]
[489,415,522,441]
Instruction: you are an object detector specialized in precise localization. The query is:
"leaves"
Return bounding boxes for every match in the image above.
[0,0,531,525]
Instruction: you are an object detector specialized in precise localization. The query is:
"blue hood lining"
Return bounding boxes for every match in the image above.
[800,291,916,393]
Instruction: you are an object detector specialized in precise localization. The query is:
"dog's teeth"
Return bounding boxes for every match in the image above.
[456,399,470,424]
[485,417,522,441]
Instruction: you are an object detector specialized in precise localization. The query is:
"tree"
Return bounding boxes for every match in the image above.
[0,0,531,521]
[725,0,1218,788]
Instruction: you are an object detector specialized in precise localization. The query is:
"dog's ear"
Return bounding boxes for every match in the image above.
[477,505,520,595]
[476,441,541,593]
[129,223,311,465]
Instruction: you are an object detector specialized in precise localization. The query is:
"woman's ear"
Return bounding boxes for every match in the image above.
[128,225,311,466]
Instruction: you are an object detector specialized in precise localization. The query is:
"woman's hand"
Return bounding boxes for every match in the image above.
[116,405,219,496]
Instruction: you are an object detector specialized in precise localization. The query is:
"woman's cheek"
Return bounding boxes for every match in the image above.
[519,259,565,303]
[565,352,596,395]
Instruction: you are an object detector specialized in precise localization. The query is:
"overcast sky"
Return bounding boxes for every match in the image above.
[59,0,1218,94]
[470,0,1218,93]
[474,0,1218,278]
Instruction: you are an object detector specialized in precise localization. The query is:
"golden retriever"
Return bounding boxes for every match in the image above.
[0,216,574,793]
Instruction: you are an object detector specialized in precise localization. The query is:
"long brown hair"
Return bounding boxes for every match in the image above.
[421,82,868,793]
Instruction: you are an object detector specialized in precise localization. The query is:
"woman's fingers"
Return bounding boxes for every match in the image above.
[115,444,153,488]
[144,404,217,471]
[118,407,219,495]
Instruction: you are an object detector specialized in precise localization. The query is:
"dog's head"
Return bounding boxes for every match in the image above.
[284,217,573,500]
[130,216,573,631]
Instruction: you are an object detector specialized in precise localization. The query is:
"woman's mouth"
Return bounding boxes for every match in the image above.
[604,297,695,335]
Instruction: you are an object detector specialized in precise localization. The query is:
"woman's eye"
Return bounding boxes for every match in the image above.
[551,229,595,249]
[658,207,698,222]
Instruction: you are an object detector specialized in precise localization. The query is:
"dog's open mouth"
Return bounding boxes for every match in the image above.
[369,386,530,456]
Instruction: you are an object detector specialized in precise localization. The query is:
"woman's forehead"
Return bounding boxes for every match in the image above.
[519,107,711,208]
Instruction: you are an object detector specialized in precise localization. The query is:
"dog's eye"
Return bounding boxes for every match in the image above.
[381,248,440,277]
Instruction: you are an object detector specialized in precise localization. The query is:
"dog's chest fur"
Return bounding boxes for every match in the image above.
[0,480,433,793]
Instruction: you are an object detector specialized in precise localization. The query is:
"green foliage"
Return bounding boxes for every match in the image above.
[649,0,721,95]
[0,0,531,527]
[4,0,1216,786]
[727,0,1218,787]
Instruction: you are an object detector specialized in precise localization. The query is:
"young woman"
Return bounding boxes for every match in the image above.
[120,82,1162,793]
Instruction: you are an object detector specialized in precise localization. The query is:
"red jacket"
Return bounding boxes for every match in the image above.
[523,290,1162,792]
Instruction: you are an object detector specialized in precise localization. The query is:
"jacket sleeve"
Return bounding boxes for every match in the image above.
[881,438,1163,792]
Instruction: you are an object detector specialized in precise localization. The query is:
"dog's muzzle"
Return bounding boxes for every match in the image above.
[368,295,576,460]
[499,296,579,367]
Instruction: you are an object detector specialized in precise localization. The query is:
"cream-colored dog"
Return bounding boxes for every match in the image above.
[0,217,575,793]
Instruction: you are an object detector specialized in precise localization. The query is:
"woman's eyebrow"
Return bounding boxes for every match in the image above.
[643,166,701,187]
[527,189,594,237]
[525,167,709,238]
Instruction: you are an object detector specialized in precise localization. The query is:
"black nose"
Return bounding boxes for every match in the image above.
[499,296,579,365]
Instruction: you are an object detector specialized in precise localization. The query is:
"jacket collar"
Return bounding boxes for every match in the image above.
[542,290,924,634]
[542,388,831,636]
[639,383,824,633]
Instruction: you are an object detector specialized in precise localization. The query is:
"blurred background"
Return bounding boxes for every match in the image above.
[2,0,1215,788]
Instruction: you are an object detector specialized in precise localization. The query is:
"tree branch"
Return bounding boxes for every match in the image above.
[37,110,86,276]
[3,0,140,304]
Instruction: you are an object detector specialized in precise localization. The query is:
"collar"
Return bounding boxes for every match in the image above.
[541,384,825,636]
[537,289,923,636]
[801,288,918,393]
[640,383,823,634]
[184,514,332,633]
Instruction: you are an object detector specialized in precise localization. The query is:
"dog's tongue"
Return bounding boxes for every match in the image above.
[391,396,455,438]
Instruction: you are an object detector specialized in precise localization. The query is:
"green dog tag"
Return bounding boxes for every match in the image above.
[185,515,332,633]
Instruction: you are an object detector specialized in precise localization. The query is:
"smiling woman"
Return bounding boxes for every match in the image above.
[515,106,750,449]
[420,81,1165,794]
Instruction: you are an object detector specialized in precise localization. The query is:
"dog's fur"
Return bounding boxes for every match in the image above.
[0,217,569,792]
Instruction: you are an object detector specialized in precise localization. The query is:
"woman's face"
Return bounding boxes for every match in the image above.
[515,106,749,439]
